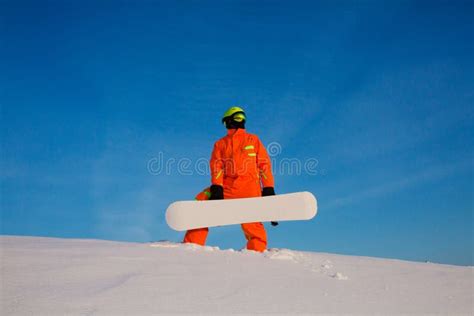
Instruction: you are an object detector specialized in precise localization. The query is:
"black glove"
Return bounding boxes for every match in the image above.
[209,185,224,200]
[262,187,278,226]
[262,187,275,197]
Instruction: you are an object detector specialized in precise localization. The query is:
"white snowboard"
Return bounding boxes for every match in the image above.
[165,191,317,231]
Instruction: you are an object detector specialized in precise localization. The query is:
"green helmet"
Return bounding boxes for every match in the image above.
[222,106,246,123]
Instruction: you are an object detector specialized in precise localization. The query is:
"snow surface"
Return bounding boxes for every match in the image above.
[1,236,472,315]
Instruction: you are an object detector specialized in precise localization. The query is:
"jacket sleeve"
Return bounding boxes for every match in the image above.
[195,187,211,201]
[256,138,275,188]
[210,142,224,186]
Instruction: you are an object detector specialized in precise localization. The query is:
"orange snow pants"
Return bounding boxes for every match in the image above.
[183,188,267,252]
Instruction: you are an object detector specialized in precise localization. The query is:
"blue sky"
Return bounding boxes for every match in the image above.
[1,1,473,265]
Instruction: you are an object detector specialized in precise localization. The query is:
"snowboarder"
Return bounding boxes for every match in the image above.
[183,106,277,252]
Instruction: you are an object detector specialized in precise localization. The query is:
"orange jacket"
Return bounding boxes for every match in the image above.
[210,129,274,199]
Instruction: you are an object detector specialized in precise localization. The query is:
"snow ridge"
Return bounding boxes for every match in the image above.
[2,236,472,315]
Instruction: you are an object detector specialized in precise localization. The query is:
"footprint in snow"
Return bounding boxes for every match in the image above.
[265,249,348,281]
[331,272,349,280]
[149,241,220,252]
[149,241,181,248]
[264,248,302,262]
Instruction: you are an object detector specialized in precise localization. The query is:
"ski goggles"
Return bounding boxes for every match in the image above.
[222,111,246,124]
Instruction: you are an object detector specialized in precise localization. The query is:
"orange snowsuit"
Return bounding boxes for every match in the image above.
[183,128,275,252]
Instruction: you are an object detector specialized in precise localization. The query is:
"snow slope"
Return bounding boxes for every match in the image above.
[1,236,472,315]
